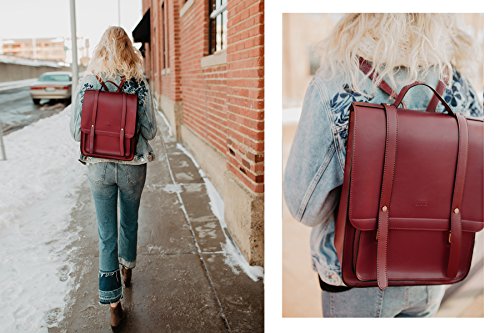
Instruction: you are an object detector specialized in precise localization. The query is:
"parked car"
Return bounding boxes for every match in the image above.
[30,72,72,105]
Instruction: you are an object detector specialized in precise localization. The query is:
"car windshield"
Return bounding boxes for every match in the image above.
[39,74,71,82]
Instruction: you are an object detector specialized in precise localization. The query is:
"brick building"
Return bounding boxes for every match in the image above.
[1,37,90,66]
[2,38,66,62]
[133,0,264,265]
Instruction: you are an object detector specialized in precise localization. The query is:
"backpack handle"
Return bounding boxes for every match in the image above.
[96,75,126,92]
[358,57,448,112]
[393,82,454,115]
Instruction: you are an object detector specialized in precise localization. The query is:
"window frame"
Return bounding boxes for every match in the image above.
[161,1,167,71]
[208,0,228,55]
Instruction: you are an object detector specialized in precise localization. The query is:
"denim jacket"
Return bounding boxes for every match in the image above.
[69,74,157,165]
[283,67,483,286]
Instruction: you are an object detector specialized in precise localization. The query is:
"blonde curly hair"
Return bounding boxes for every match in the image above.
[320,14,477,93]
[86,26,144,81]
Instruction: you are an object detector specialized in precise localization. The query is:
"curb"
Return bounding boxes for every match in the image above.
[0,79,37,93]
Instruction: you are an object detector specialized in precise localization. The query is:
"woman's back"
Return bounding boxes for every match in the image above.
[283,13,483,318]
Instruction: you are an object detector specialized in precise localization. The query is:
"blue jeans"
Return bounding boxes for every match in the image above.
[87,162,147,304]
[321,285,445,317]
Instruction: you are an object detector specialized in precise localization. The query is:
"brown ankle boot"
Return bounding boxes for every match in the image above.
[110,302,124,329]
[121,266,132,287]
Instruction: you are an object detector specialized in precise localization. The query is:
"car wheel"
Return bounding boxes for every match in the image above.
[32,98,41,105]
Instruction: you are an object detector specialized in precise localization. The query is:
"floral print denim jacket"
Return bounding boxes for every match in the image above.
[69,74,157,165]
[283,67,483,286]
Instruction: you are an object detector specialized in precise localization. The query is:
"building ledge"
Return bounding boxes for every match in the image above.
[180,0,195,17]
[161,68,171,76]
[201,50,227,69]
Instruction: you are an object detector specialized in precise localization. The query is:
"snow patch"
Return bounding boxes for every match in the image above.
[203,177,225,228]
[0,109,85,332]
[175,143,200,168]
[222,241,264,282]
[161,184,183,193]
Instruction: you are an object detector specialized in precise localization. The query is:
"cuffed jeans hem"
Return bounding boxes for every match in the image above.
[119,257,136,269]
[99,287,123,305]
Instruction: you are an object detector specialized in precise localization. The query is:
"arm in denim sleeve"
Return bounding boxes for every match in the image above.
[69,78,89,142]
[284,78,344,227]
[137,80,157,140]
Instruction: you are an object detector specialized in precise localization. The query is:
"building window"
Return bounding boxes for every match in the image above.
[209,0,227,54]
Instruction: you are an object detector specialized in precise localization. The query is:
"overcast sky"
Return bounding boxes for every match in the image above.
[0,0,142,52]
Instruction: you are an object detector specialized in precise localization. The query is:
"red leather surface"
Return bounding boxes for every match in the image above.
[80,90,138,161]
[348,104,483,227]
[336,100,483,288]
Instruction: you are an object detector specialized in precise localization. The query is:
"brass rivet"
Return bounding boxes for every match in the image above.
[381,206,388,212]
[454,208,459,214]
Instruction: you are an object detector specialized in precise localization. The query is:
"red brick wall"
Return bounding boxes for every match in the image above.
[179,1,229,160]
[143,0,264,194]
[226,0,264,193]
[158,0,181,102]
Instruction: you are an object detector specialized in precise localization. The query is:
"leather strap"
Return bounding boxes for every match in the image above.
[426,79,446,112]
[447,114,469,278]
[119,94,127,156]
[393,82,455,115]
[118,76,126,91]
[359,57,447,112]
[358,57,400,101]
[376,104,399,290]
[96,75,126,92]
[426,67,450,112]
[96,75,109,92]
[89,90,101,154]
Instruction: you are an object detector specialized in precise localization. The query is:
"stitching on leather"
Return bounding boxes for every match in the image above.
[376,105,390,287]
[385,109,399,285]
[348,110,358,220]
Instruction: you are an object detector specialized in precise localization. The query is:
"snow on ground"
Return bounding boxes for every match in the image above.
[0,109,85,332]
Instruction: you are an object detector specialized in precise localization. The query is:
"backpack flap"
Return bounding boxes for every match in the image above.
[81,90,138,159]
[342,101,483,286]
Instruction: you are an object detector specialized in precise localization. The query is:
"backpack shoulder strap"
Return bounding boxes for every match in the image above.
[358,56,447,112]
[118,76,126,92]
[425,67,450,112]
[95,75,109,92]
[358,57,399,100]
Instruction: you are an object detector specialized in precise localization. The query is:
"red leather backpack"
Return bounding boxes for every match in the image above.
[334,61,484,290]
[80,76,138,161]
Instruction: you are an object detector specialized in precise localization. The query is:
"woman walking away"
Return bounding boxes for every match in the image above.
[284,14,483,318]
[70,26,157,329]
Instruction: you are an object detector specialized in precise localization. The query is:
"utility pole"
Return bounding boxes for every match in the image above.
[0,124,6,161]
[69,0,79,104]
[118,0,121,26]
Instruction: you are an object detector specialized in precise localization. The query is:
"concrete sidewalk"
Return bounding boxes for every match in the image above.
[52,116,263,332]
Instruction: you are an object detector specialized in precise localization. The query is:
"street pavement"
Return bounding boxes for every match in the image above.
[51,117,264,332]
